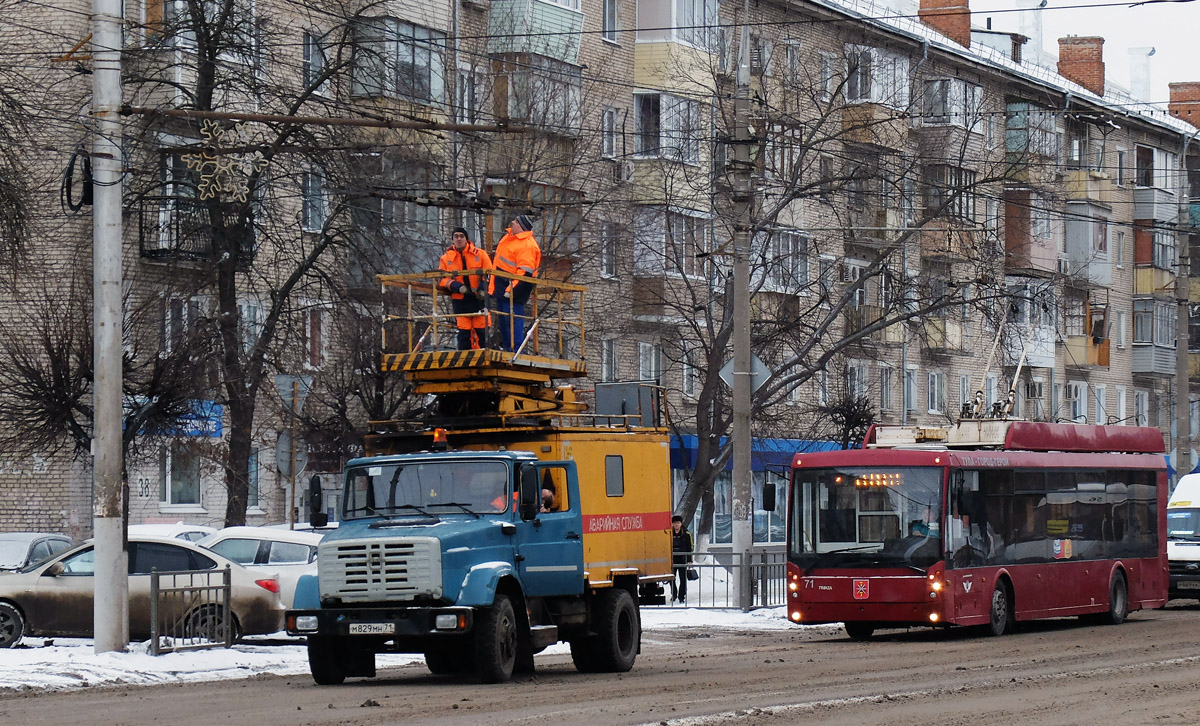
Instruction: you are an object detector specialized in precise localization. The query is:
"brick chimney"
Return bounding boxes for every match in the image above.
[1169,82,1200,130]
[1057,36,1105,96]
[919,0,971,49]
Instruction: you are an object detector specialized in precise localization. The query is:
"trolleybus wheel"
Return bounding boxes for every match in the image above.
[1103,572,1128,625]
[844,622,875,641]
[988,580,1014,636]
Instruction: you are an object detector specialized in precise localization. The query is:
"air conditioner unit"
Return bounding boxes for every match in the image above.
[612,160,634,184]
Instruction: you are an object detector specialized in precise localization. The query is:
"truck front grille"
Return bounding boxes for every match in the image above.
[318,536,442,603]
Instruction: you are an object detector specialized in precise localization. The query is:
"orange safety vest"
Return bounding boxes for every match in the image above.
[488,228,541,295]
[439,242,492,298]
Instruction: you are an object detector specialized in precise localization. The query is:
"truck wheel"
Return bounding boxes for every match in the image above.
[591,588,639,672]
[425,640,471,675]
[474,594,517,683]
[307,636,347,685]
[569,638,599,673]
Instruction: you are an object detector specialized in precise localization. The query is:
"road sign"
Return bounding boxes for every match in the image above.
[718,354,771,393]
[275,430,309,480]
[274,374,313,412]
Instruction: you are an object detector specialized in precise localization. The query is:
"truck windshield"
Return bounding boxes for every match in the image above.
[343,460,511,519]
[1167,509,1200,540]
[790,466,943,570]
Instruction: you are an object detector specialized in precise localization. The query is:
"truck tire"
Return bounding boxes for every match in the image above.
[569,638,599,673]
[474,594,517,683]
[591,588,639,672]
[307,636,347,685]
[425,640,472,675]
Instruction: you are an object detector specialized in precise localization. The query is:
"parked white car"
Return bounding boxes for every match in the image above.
[128,523,218,543]
[198,526,323,608]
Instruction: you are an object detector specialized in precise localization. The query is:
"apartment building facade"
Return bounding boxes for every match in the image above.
[0,0,1195,542]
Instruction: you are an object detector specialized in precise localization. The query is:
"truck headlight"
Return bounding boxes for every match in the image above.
[294,615,319,632]
[435,614,460,630]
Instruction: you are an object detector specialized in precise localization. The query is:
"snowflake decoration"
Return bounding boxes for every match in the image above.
[181,119,268,202]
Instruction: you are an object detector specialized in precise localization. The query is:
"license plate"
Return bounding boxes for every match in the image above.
[348,622,395,635]
[1178,581,1200,590]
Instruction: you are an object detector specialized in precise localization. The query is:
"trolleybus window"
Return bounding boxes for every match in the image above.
[790,467,943,569]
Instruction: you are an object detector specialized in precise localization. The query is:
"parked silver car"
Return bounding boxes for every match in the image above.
[198,526,323,609]
[0,535,285,648]
[0,533,73,572]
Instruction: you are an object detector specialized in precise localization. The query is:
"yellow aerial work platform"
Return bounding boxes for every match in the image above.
[377,269,590,422]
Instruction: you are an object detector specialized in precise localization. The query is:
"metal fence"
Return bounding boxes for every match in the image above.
[149,566,234,655]
[655,551,788,610]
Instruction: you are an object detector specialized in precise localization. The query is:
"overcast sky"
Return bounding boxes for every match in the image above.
[977,0,1198,106]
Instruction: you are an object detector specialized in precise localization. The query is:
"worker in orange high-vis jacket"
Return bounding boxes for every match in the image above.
[489,214,541,352]
[438,227,492,350]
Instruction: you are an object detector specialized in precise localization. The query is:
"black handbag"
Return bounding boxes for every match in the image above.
[685,567,699,581]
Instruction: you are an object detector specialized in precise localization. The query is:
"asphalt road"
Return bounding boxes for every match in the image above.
[4,602,1200,725]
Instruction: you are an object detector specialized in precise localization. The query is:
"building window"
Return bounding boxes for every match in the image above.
[1134,390,1149,427]
[922,78,981,127]
[351,17,446,106]
[1116,385,1127,423]
[163,296,205,353]
[673,0,718,49]
[819,52,837,101]
[455,64,486,124]
[301,166,328,233]
[923,165,977,222]
[600,222,619,278]
[666,211,707,278]
[302,30,329,95]
[879,366,893,411]
[1093,217,1108,254]
[903,367,918,413]
[634,92,703,163]
[301,306,324,368]
[1115,230,1125,268]
[1135,145,1178,189]
[927,371,946,414]
[847,361,868,399]
[160,443,200,506]
[1094,384,1107,424]
[784,41,803,76]
[682,350,697,397]
[247,448,260,509]
[602,0,618,41]
[759,229,808,291]
[1068,381,1086,423]
[1152,229,1176,271]
[600,338,618,382]
[638,341,661,382]
[1064,296,1087,337]
[818,370,829,406]
[601,107,618,158]
[1116,310,1127,348]
[844,45,909,108]
[1026,378,1045,420]
[1116,149,1127,186]
[499,55,582,134]
[1134,299,1175,346]
[238,300,262,352]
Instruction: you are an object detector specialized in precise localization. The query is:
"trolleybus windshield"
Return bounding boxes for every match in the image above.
[790,466,943,569]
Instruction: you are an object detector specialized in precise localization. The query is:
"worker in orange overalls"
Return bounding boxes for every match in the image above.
[489,214,541,352]
[438,227,492,350]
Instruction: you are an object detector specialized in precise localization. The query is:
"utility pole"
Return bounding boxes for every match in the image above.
[92,0,128,653]
[1177,130,1198,490]
[730,17,754,612]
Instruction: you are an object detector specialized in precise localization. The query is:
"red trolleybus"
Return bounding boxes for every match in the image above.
[784,421,1168,639]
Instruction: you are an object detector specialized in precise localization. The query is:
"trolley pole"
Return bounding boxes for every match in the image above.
[730,17,755,612]
[92,0,129,653]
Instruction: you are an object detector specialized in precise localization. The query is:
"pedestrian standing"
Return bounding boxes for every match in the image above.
[671,514,693,604]
[489,214,541,352]
[438,227,492,350]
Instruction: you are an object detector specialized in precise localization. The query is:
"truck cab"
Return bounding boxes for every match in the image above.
[1168,473,1200,598]
[286,271,672,683]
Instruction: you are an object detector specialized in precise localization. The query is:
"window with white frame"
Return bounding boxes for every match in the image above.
[844,45,909,108]
[602,0,619,41]
[818,370,829,406]
[542,0,581,8]
[783,40,803,76]
[903,367,918,412]
[923,165,977,222]
[1116,148,1127,186]
[301,305,325,368]
[600,222,619,277]
[301,166,328,233]
[247,447,260,509]
[1068,380,1086,423]
[163,296,206,353]
[167,0,257,65]
[817,257,835,305]
[922,78,981,127]
[758,229,808,291]
[1191,398,1199,438]
[1135,145,1178,190]
[847,360,868,399]
[634,92,703,163]
[1134,389,1149,426]
[1115,230,1125,267]
[960,374,972,410]
[601,107,619,158]
[1152,229,1176,270]
[986,374,999,407]
[673,0,718,50]
[303,30,329,95]
[500,55,582,133]
[1116,385,1127,423]
[1026,378,1045,420]
[1116,310,1127,348]
[682,349,697,397]
[1094,384,1107,425]
[1064,296,1086,337]
[638,341,661,382]
[1134,299,1175,346]
[845,260,868,308]
[160,442,201,506]
[666,211,707,278]
[455,63,487,124]
[819,52,838,101]
[927,371,946,414]
[237,299,262,352]
[879,365,893,411]
[600,338,618,382]
[351,17,446,105]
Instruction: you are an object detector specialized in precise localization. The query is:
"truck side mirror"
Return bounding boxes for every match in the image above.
[762,483,776,513]
[519,463,539,521]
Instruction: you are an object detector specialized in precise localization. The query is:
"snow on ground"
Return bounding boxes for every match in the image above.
[0,607,831,694]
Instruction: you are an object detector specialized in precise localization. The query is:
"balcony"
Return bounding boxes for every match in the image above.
[1064,335,1110,368]
[922,317,963,353]
[1133,186,1177,222]
[1134,265,1175,296]
[138,196,255,267]
[1064,170,1112,205]
[487,0,583,65]
[843,304,882,335]
[1004,188,1056,274]
[841,103,907,150]
[919,225,975,261]
[1190,351,1200,380]
[1004,323,1055,368]
[1132,343,1176,376]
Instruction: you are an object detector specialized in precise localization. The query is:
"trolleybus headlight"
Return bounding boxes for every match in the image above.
[790,610,802,622]
[789,581,798,591]
[929,613,939,622]
[931,580,943,592]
